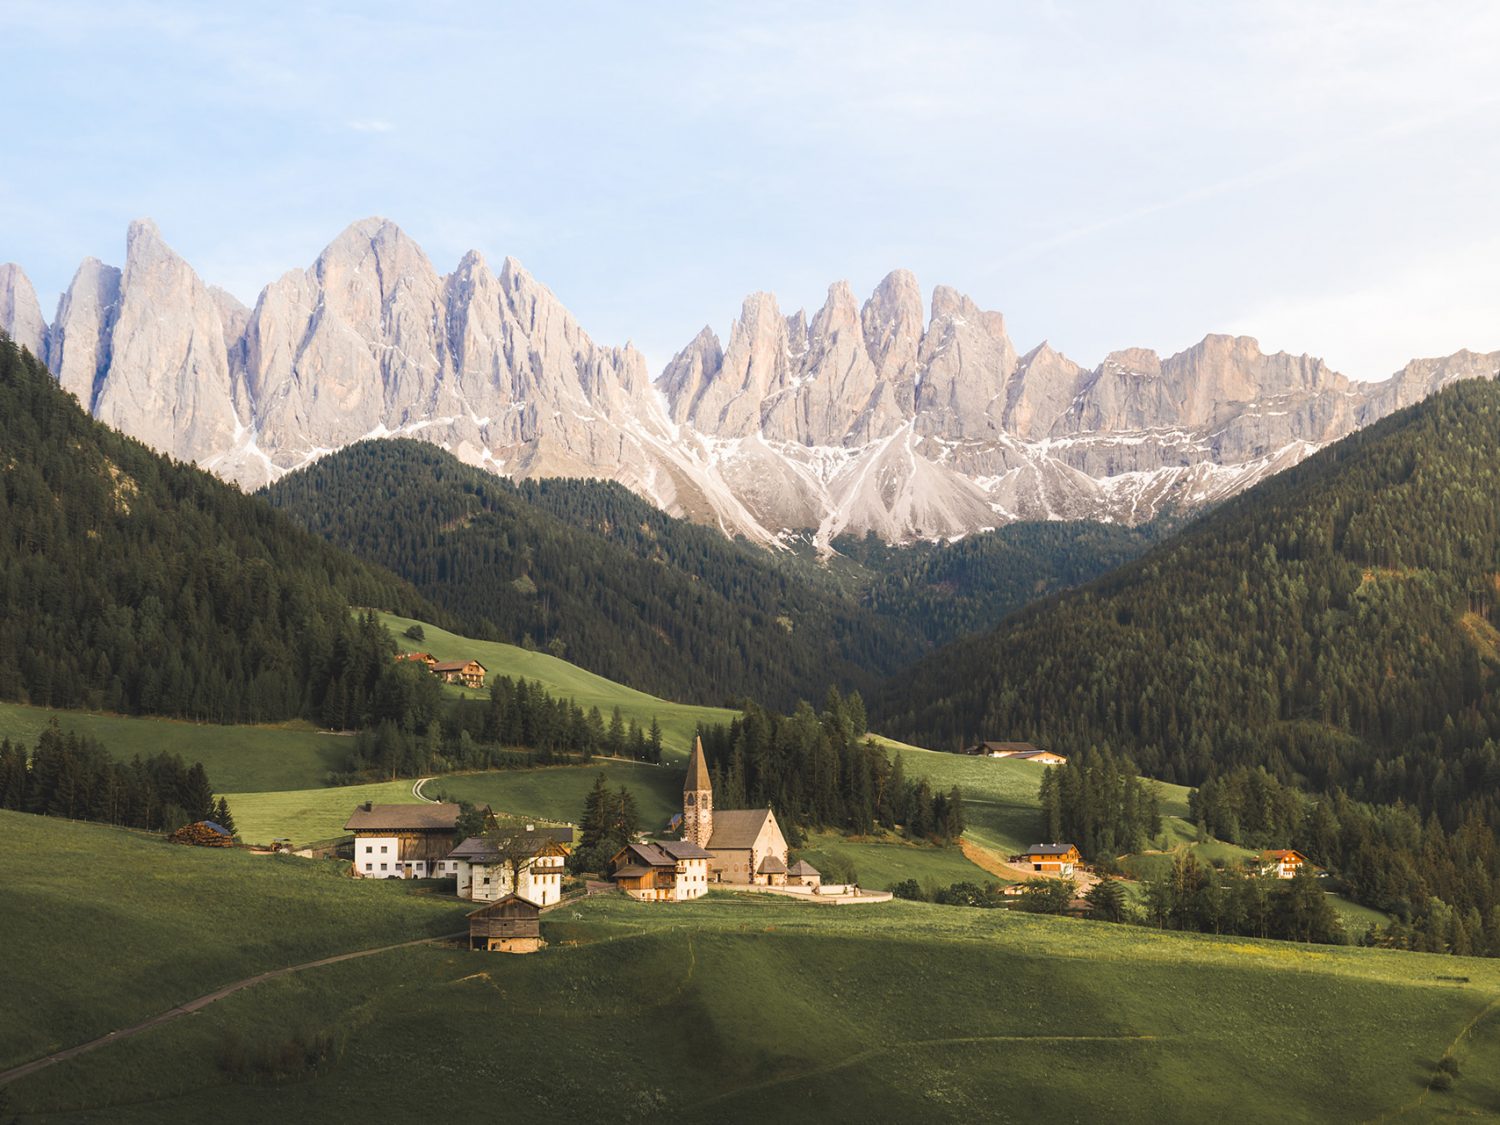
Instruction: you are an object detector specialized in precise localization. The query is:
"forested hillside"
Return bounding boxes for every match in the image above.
[262,440,917,708]
[263,440,1154,708]
[0,333,444,723]
[835,520,1162,647]
[877,378,1500,812]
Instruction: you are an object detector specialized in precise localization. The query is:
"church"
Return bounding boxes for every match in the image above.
[682,736,794,886]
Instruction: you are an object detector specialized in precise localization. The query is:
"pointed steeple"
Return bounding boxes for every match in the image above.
[682,736,714,849]
[684,736,711,793]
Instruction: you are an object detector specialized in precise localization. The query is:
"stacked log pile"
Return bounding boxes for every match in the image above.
[168,821,236,847]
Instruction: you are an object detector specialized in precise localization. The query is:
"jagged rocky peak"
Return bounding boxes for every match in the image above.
[0,263,47,362]
[77,218,243,465]
[914,284,1018,439]
[48,257,123,409]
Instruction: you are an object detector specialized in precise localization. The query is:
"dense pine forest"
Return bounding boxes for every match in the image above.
[694,691,965,845]
[877,379,1500,950]
[0,334,446,724]
[262,439,1154,709]
[262,439,915,709]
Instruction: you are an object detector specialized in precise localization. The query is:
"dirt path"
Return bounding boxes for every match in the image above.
[412,776,437,802]
[0,931,464,1088]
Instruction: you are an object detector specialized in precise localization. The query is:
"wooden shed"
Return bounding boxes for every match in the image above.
[467,894,543,953]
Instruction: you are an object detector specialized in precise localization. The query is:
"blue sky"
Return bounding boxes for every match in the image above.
[4,0,1498,379]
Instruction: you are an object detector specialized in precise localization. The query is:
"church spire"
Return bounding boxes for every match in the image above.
[684,736,711,793]
[683,736,714,849]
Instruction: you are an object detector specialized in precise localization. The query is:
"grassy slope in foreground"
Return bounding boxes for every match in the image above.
[6,823,1499,1124]
[0,810,467,1072]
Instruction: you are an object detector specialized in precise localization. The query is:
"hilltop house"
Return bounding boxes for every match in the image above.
[1258,849,1309,879]
[608,841,713,901]
[1019,843,1082,877]
[431,659,486,689]
[961,741,1067,764]
[395,652,438,669]
[467,895,543,953]
[443,826,574,906]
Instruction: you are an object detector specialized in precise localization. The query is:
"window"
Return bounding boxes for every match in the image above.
[380,845,388,854]
[380,863,388,871]
[364,845,372,854]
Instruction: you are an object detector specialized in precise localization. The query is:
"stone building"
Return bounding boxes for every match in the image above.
[682,737,792,886]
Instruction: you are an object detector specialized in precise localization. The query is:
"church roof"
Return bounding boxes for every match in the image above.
[788,860,820,877]
[708,808,775,850]
[684,736,711,792]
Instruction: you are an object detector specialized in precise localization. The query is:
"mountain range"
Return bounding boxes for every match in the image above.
[4,218,1498,546]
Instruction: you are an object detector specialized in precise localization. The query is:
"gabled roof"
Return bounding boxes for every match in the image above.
[466,893,541,918]
[345,803,461,832]
[708,808,775,850]
[757,855,787,874]
[788,860,820,877]
[431,659,485,673]
[447,826,574,862]
[658,840,713,860]
[611,864,652,879]
[1260,849,1306,861]
[684,736,711,792]
[1026,843,1078,856]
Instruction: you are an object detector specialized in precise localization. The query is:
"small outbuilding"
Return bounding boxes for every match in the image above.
[468,894,543,953]
[787,859,821,889]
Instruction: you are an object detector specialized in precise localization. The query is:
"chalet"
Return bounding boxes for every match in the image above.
[962,741,1067,764]
[395,652,437,669]
[431,659,486,689]
[1020,843,1082,877]
[444,826,574,906]
[1258,849,1309,879]
[787,859,822,889]
[683,737,792,885]
[467,894,543,953]
[608,840,713,901]
[345,802,475,878]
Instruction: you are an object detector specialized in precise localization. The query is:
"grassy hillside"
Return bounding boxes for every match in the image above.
[0,702,349,793]
[0,811,465,1072]
[378,610,738,755]
[5,815,1498,1123]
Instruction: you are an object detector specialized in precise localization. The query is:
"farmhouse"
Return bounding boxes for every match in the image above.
[431,658,486,689]
[395,651,437,669]
[1258,849,1309,879]
[1020,843,1082,877]
[961,741,1067,764]
[467,895,543,953]
[683,737,792,885]
[345,802,478,878]
[608,840,713,901]
[445,825,574,906]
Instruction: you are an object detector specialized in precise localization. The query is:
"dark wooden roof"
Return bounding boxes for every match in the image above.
[658,840,713,860]
[757,854,787,874]
[467,894,541,918]
[344,803,461,832]
[1026,843,1079,856]
[447,826,574,862]
[966,740,1039,754]
[788,859,820,876]
[431,659,485,673]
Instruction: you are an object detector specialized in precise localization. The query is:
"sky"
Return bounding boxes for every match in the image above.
[4,0,1498,380]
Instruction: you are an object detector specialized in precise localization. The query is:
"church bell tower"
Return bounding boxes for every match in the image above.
[683,736,714,849]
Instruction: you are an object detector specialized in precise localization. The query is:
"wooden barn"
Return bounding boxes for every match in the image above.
[1019,843,1082,877]
[431,659,487,689]
[467,895,543,953]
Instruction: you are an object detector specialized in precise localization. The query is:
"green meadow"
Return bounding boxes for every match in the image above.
[4,812,1498,1124]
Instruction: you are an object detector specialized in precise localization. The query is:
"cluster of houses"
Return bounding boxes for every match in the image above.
[341,739,829,950]
[395,651,488,690]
